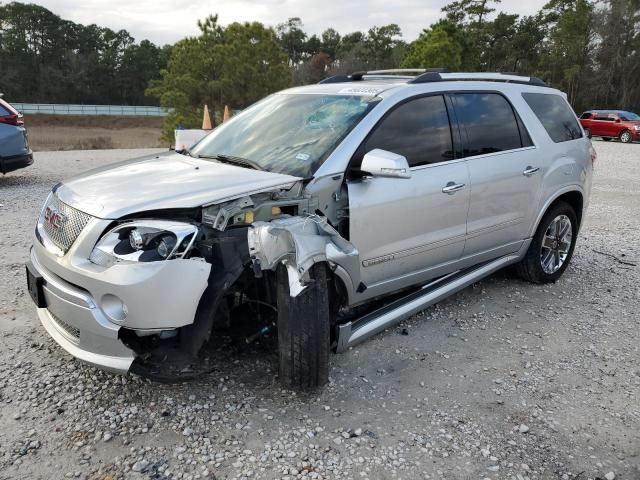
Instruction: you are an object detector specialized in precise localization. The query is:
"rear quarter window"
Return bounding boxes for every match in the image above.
[522,93,583,143]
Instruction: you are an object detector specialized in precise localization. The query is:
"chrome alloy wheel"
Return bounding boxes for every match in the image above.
[620,130,632,143]
[540,214,573,274]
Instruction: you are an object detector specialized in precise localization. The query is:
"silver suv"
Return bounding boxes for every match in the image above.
[26,71,594,389]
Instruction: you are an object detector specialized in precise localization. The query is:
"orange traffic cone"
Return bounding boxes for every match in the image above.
[202,105,212,130]
[223,105,231,123]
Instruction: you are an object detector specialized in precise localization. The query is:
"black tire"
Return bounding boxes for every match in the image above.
[620,130,633,143]
[276,263,330,389]
[602,137,612,141]
[584,127,591,139]
[516,202,578,284]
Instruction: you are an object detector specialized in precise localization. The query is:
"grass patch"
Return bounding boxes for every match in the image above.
[24,114,166,151]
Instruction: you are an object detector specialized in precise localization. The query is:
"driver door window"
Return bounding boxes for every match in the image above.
[363,95,454,167]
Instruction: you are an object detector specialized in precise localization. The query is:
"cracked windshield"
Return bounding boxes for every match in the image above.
[192,93,380,177]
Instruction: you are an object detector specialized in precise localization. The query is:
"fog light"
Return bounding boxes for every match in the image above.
[102,294,127,322]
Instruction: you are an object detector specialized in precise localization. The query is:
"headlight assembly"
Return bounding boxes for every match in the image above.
[90,220,198,267]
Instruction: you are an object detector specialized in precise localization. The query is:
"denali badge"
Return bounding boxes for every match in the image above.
[44,206,67,230]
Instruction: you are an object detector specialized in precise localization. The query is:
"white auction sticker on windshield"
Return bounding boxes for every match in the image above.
[337,86,384,96]
[296,153,311,161]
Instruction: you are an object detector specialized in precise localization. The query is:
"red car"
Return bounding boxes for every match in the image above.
[579,110,640,143]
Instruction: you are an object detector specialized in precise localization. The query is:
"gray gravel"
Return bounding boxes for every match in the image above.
[0,143,639,480]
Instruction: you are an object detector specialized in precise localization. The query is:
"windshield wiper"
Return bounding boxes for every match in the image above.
[197,153,262,171]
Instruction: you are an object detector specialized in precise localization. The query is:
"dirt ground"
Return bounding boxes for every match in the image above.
[23,115,165,151]
[0,142,638,480]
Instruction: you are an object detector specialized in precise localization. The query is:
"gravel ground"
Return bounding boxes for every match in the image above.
[0,144,638,480]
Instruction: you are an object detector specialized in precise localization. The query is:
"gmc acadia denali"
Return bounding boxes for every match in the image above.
[26,71,594,389]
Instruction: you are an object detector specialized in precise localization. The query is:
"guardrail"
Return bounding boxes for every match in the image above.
[12,103,169,116]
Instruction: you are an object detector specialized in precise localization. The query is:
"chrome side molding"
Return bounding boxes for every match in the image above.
[335,255,520,353]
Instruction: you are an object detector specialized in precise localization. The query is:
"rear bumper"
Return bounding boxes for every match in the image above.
[1,150,33,174]
[29,247,135,374]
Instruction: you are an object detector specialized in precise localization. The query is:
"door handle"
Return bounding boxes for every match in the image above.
[442,182,466,194]
[523,166,540,177]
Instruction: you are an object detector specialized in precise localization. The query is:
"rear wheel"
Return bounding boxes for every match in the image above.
[620,130,633,143]
[516,202,578,284]
[602,137,612,141]
[276,263,330,390]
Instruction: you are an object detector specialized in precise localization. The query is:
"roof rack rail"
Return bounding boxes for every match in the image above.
[319,70,548,87]
[365,69,425,75]
[408,71,547,87]
[319,69,432,84]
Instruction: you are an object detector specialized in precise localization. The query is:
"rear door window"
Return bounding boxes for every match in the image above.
[522,93,583,142]
[363,95,454,167]
[452,93,525,157]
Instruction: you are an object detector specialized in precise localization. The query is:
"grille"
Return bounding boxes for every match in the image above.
[41,194,93,253]
[49,311,80,343]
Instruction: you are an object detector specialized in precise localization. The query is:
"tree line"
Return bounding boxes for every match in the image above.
[1,0,639,140]
[0,2,170,105]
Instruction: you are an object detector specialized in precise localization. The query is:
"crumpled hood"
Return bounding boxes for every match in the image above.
[56,151,302,219]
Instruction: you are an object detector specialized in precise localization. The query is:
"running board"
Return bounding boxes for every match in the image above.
[335,255,519,353]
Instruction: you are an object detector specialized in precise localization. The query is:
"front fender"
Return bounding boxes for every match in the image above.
[248,216,360,297]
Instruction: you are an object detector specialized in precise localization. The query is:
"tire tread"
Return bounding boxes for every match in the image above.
[277,264,330,389]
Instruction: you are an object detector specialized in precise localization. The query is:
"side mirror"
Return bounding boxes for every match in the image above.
[615,118,621,123]
[360,149,411,179]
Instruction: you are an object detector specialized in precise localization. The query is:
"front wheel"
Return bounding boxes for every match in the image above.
[620,130,633,143]
[276,263,330,390]
[516,202,578,284]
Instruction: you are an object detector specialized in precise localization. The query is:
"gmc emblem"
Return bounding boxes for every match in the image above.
[44,206,67,230]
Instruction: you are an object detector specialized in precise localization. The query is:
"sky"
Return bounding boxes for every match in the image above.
[29,0,550,45]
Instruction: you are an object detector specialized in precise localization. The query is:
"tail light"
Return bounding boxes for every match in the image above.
[0,113,23,126]
[0,98,24,126]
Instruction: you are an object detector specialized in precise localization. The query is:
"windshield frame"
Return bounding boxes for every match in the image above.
[190,93,381,179]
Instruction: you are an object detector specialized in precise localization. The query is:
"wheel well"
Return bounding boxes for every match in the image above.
[551,191,583,229]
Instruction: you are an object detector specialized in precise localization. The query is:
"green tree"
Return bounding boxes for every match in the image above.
[321,28,341,59]
[364,24,404,69]
[443,0,502,26]
[539,0,596,106]
[148,16,290,141]
[402,26,462,70]
[0,2,166,105]
[592,0,640,110]
[276,17,307,65]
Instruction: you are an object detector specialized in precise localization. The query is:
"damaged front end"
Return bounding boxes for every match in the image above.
[31,175,360,382]
[120,182,359,381]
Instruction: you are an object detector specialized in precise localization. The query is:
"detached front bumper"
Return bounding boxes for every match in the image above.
[28,247,135,373]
